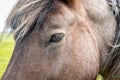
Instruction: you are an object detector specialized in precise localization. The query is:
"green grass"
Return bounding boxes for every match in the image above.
[0,34,15,79]
[97,75,103,80]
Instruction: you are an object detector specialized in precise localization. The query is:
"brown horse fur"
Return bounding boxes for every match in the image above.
[1,0,120,80]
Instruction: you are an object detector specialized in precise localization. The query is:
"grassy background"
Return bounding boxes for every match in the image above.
[0,34,15,79]
[0,34,102,80]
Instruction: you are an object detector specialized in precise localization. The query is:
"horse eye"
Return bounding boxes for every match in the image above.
[49,33,65,43]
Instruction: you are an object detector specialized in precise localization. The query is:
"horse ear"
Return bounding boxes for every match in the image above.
[60,0,77,7]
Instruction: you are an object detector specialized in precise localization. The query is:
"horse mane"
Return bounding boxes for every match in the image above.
[101,0,120,80]
[5,0,55,41]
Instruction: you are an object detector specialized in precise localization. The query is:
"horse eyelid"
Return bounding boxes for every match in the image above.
[48,33,65,43]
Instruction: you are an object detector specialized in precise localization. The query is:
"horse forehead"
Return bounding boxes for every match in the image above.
[44,3,75,28]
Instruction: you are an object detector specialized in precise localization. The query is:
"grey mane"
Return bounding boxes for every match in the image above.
[101,0,120,80]
[5,0,55,41]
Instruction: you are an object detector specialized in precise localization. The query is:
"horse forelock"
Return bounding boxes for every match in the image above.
[4,0,55,41]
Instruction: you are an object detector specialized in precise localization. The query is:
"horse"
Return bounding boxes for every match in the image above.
[1,0,120,80]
